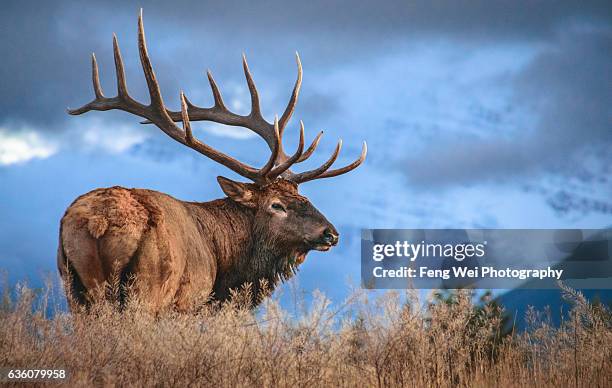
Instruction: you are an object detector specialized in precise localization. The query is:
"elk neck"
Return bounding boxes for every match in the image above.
[189,197,303,302]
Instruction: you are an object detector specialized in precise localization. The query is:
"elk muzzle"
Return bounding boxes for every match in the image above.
[313,225,339,251]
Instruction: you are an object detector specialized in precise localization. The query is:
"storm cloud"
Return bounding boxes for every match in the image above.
[1,1,610,129]
[403,27,611,186]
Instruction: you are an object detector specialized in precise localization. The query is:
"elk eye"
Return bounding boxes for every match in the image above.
[271,202,286,212]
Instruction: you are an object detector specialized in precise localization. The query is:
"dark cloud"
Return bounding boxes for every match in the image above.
[516,29,612,146]
[402,27,612,187]
[0,0,610,130]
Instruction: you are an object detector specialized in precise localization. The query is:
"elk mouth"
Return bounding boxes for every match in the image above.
[314,242,334,251]
[310,234,339,251]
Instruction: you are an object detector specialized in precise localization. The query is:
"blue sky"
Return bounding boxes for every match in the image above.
[0,1,610,304]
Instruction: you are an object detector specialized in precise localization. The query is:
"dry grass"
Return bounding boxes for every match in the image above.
[0,278,610,387]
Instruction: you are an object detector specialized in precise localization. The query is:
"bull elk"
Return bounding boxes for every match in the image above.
[58,11,366,312]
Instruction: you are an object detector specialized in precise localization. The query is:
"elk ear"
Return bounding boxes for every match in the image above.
[217,176,257,208]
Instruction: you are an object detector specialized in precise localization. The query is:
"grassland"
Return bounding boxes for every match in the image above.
[0,279,610,387]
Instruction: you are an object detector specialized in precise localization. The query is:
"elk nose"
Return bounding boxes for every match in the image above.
[322,228,339,245]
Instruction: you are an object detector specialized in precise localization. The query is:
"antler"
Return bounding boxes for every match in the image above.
[68,10,366,185]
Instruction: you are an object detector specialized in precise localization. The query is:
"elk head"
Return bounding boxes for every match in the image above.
[68,10,366,257]
[217,177,339,254]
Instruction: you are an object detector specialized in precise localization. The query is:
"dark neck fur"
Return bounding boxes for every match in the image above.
[189,198,303,305]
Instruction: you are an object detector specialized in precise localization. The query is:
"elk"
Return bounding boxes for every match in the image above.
[58,12,366,312]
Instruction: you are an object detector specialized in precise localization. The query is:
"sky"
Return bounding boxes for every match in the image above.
[0,1,611,304]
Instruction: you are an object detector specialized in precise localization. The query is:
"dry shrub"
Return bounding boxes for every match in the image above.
[0,278,610,387]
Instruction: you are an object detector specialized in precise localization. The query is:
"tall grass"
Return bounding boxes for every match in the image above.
[0,278,610,387]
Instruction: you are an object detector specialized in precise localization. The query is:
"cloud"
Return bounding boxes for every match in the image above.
[401,27,612,187]
[0,0,610,222]
[0,1,610,133]
[0,129,58,165]
[80,121,150,154]
[515,27,612,147]
[196,124,257,140]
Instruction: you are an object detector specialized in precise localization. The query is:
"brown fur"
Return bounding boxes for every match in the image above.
[58,178,338,312]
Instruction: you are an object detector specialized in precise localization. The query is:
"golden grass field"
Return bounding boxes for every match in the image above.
[1,277,610,387]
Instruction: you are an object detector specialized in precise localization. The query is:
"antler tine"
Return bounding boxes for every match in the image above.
[66,53,106,115]
[314,141,367,179]
[181,92,195,144]
[296,141,368,183]
[113,33,130,99]
[206,70,227,110]
[257,116,281,177]
[91,53,104,99]
[278,52,302,137]
[242,53,262,119]
[297,130,323,163]
[137,10,167,116]
[288,141,367,184]
[288,139,343,183]
[268,120,305,178]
